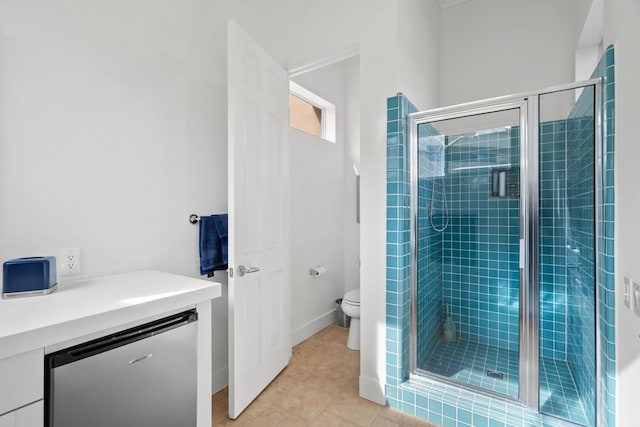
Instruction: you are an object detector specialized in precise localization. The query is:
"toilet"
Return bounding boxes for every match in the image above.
[341,288,360,350]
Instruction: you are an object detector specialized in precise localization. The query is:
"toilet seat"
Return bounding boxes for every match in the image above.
[344,288,360,305]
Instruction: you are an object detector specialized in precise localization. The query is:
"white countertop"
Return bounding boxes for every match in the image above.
[0,270,221,359]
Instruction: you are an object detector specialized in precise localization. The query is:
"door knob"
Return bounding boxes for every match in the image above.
[237,265,260,277]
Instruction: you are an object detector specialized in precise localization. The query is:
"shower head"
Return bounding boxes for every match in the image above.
[475,126,511,136]
[446,135,470,149]
[445,126,511,150]
[445,134,478,150]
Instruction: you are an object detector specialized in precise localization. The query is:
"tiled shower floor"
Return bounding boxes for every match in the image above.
[421,338,589,426]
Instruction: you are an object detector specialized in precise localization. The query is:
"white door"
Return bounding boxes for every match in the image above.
[227,21,291,419]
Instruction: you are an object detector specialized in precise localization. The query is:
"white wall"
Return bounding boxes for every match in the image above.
[0,0,437,403]
[603,1,640,425]
[343,58,361,295]
[0,0,237,394]
[439,0,578,107]
[288,59,356,345]
[397,0,441,110]
[357,0,442,404]
[261,0,440,404]
[258,2,417,403]
[357,2,398,401]
[575,0,604,83]
[575,44,603,82]
[0,0,229,281]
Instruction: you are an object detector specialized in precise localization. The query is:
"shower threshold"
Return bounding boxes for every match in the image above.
[420,338,589,426]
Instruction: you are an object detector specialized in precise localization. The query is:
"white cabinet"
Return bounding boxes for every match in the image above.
[0,271,219,427]
[0,349,43,416]
[15,402,42,427]
[0,401,43,427]
[0,349,43,427]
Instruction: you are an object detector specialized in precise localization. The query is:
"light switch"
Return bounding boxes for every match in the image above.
[633,282,640,317]
[624,277,631,308]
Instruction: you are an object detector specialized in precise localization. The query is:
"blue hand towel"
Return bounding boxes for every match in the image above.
[199,214,228,277]
[213,215,228,266]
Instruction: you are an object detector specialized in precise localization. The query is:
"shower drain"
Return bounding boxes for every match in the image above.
[486,370,504,380]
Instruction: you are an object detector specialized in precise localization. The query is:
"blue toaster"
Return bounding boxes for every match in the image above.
[2,256,58,298]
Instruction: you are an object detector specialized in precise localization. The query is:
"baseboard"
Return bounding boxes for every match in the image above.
[211,365,228,395]
[359,375,386,405]
[291,309,337,346]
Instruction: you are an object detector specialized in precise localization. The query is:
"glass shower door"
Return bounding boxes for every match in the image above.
[412,107,524,399]
[537,86,598,426]
[408,79,602,425]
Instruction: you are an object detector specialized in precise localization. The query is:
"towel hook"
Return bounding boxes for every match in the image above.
[189,214,199,224]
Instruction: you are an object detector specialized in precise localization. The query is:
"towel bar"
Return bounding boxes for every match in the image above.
[189,214,200,224]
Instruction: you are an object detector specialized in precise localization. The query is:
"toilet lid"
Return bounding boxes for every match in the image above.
[344,288,360,305]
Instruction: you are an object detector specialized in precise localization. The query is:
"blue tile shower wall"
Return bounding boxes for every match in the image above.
[595,46,616,427]
[537,92,598,423]
[386,94,416,391]
[416,123,444,367]
[441,130,521,352]
[418,125,569,362]
[565,86,596,426]
[538,122,569,362]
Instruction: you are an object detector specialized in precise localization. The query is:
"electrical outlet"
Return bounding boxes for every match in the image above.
[624,277,631,308]
[60,248,81,275]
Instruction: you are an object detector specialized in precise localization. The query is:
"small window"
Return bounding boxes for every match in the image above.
[289,94,322,137]
[289,81,336,142]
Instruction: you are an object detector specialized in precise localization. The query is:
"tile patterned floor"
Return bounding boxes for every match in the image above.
[539,358,589,426]
[421,339,520,398]
[212,324,437,427]
[421,338,589,426]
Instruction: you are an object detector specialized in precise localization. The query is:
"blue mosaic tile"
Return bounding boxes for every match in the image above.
[595,44,616,427]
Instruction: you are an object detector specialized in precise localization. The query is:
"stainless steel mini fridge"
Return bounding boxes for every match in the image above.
[45,310,198,427]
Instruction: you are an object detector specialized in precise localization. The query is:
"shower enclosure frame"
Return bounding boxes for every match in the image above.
[407,78,603,415]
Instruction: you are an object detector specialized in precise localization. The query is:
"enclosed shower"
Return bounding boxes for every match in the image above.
[408,81,600,426]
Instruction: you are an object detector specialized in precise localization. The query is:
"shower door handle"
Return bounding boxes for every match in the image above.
[519,239,525,269]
